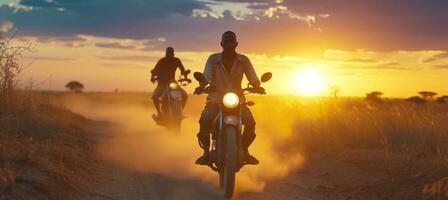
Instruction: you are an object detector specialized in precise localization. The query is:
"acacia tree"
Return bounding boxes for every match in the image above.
[365,91,383,104]
[419,91,438,99]
[65,81,84,93]
[437,95,448,103]
[406,96,427,105]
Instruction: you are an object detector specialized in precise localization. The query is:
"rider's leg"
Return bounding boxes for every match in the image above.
[241,106,259,164]
[179,87,188,109]
[196,105,218,165]
[152,84,164,118]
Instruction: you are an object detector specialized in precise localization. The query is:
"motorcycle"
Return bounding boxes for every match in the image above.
[152,70,191,132]
[193,71,272,198]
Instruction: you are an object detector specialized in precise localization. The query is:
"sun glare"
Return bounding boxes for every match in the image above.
[293,68,326,96]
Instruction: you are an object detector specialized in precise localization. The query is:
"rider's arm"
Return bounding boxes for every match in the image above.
[242,56,261,87]
[151,59,162,77]
[176,58,187,75]
[202,55,214,86]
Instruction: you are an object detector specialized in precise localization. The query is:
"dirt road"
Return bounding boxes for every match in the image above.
[72,144,435,200]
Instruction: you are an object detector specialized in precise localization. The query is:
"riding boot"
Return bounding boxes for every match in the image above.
[195,149,209,165]
[242,132,259,165]
[195,132,210,165]
[152,99,162,123]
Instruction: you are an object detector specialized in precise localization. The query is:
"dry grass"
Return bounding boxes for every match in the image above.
[1,33,96,199]
[268,96,448,199]
[282,97,448,158]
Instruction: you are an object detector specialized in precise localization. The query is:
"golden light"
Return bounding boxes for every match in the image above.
[169,82,178,90]
[293,68,326,96]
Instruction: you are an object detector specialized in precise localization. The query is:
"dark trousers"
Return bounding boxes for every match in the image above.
[197,104,256,153]
[152,84,188,108]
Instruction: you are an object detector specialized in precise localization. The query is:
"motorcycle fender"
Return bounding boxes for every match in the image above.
[169,90,182,101]
[223,115,239,126]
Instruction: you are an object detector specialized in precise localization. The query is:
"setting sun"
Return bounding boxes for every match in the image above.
[293,68,326,96]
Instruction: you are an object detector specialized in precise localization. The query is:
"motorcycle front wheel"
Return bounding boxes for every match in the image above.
[222,126,237,198]
[167,102,182,133]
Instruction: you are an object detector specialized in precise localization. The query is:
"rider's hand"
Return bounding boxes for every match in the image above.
[150,76,157,83]
[194,85,205,95]
[253,86,266,95]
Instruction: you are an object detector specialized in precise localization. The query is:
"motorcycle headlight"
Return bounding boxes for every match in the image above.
[169,82,178,90]
[223,92,239,109]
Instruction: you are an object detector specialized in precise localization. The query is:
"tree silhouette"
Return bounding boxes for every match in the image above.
[365,91,383,104]
[418,91,438,100]
[65,81,84,93]
[329,86,340,100]
[406,96,427,105]
[437,95,448,103]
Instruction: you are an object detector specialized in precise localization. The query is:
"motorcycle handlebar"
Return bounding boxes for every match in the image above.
[194,86,210,95]
[150,77,192,86]
[178,78,191,86]
[179,78,192,83]
[194,85,266,96]
[243,87,266,95]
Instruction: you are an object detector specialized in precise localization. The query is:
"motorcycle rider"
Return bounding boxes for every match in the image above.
[150,47,188,121]
[195,31,265,165]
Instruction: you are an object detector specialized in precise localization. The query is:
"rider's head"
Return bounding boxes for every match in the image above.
[221,31,238,52]
[166,47,174,58]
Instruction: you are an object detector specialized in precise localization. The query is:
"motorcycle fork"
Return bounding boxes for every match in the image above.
[166,87,172,118]
[216,105,243,171]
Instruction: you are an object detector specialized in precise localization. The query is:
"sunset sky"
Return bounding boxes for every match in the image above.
[1,0,448,97]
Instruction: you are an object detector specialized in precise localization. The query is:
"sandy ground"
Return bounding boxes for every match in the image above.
[72,146,437,200]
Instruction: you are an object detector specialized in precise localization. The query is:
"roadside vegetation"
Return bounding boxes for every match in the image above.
[0,32,95,199]
[259,96,448,199]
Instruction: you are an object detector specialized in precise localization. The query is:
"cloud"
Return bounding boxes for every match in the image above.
[0,20,13,32]
[280,0,448,51]
[94,37,166,51]
[64,42,89,48]
[1,0,448,55]
[0,0,323,55]
[340,64,405,71]
[26,56,75,61]
[422,52,448,63]
[95,42,138,50]
[379,62,400,67]
[326,57,379,64]
[434,64,448,69]
[18,0,207,18]
[99,55,160,61]
[0,0,208,39]
[195,0,328,24]
[17,34,91,48]
[100,63,146,69]
[36,35,88,43]
[337,61,403,70]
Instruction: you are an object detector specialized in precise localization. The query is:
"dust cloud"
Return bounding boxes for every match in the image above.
[58,93,303,194]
